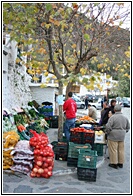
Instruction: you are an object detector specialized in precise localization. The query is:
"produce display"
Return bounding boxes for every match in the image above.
[3,116,18,133]
[29,130,54,178]
[70,127,94,133]
[76,116,96,124]
[3,131,20,170]
[10,140,34,174]
[3,101,105,181]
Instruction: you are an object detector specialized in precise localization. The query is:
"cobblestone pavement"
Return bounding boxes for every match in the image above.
[2,108,131,194]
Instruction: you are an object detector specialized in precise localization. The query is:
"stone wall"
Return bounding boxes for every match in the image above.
[3,40,32,111]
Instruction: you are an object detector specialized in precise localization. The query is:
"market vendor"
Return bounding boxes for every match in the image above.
[63,92,77,142]
[88,104,97,120]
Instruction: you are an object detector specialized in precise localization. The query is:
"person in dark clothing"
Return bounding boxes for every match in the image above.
[84,96,88,109]
[99,99,116,126]
[99,101,110,126]
[101,95,107,108]
[109,99,116,114]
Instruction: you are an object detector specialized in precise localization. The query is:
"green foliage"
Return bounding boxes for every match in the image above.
[3,2,130,92]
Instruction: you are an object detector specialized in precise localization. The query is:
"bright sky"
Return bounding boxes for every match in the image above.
[65,2,131,30]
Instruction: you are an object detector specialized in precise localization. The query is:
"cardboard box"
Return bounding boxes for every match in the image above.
[94,131,106,144]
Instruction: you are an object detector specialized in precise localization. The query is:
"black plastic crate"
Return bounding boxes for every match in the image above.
[55,153,67,161]
[70,136,82,144]
[82,132,95,144]
[53,142,68,154]
[50,121,58,128]
[67,157,78,167]
[70,129,95,145]
[49,115,59,121]
[77,167,97,181]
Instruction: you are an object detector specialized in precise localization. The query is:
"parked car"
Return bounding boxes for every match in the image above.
[72,97,85,109]
[121,97,130,107]
[91,98,102,110]
[116,97,123,105]
[81,94,95,102]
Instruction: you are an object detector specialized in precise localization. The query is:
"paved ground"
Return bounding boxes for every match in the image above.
[2,108,131,194]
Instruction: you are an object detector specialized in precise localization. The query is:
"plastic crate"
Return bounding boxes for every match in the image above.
[53,142,68,161]
[55,153,67,161]
[50,121,58,128]
[93,143,104,156]
[78,149,97,169]
[70,129,83,144]
[70,130,83,137]
[53,142,68,153]
[82,132,95,144]
[70,136,82,144]
[68,142,92,158]
[70,129,95,145]
[77,167,97,181]
[67,157,78,167]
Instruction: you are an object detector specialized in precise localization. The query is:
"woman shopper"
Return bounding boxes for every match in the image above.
[100,99,116,126]
[88,104,97,120]
[106,104,130,169]
[63,92,77,142]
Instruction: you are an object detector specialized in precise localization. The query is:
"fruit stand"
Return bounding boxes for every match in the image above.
[3,104,106,181]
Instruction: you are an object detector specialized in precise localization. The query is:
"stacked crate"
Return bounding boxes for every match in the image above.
[67,142,91,167]
[52,142,68,161]
[70,128,95,148]
[41,105,53,116]
[77,148,98,181]
[49,116,58,128]
[93,126,106,156]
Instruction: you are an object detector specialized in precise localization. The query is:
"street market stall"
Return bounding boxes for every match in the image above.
[3,105,106,181]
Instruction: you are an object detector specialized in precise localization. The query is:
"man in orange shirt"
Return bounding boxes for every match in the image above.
[63,92,77,142]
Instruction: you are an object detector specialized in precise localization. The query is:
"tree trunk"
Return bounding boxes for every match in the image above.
[65,81,74,99]
[58,81,64,141]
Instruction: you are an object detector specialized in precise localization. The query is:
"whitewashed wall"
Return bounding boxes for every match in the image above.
[3,41,32,111]
[29,85,59,115]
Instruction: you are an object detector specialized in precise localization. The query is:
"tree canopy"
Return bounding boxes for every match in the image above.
[3,2,130,140]
[3,2,130,93]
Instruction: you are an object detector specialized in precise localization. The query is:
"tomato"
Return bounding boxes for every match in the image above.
[36,145,40,149]
[33,164,40,169]
[42,162,49,168]
[36,161,43,167]
[48,166,53,171]
[34,149,40,155]
[30,171,36,177]
[42,173,49,178]
[47,171,52,176]
[43,152,47,157]
[40,150,44,155]
[48,152,54,157]
[36,155,43,161]
[42,157,46,162]
[41,140,46,145]
[46,158,53,166]
[36,173,41,178]
[43,168,48,174]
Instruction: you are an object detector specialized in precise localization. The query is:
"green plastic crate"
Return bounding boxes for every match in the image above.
[93,143,104,156]
[68,142,92,158]
[78,149,97,169]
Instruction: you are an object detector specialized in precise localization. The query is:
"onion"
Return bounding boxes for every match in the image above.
[38,168,44,174]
